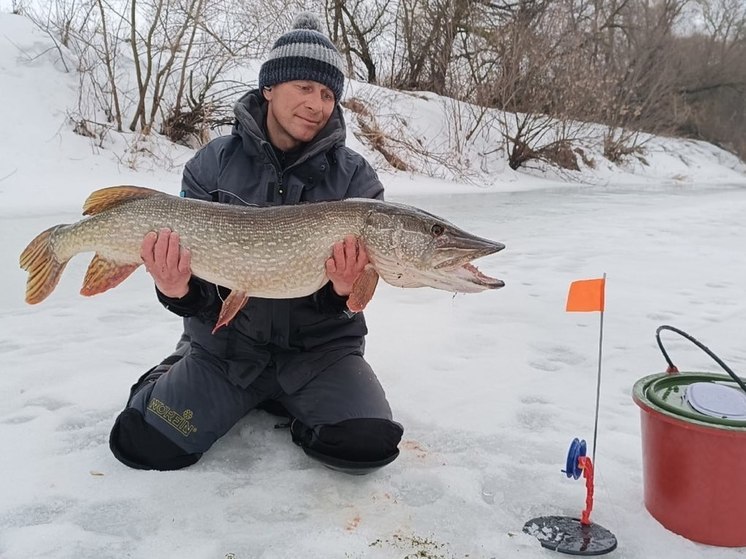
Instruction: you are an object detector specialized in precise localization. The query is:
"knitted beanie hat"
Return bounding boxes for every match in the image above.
[258,13,345,102]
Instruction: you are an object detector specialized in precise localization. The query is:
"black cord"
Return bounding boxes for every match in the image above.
[655,325,746,393]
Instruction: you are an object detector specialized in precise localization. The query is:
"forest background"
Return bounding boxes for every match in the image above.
[4,0,745,177]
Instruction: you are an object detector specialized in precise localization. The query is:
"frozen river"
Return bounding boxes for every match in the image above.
[2,183,745,558]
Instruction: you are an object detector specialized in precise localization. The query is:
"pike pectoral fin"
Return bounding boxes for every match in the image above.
[80,254,140,296]
[213,290,249,334]
[347,265,380,312]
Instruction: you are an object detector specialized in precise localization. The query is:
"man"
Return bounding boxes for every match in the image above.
[109,14,403,474]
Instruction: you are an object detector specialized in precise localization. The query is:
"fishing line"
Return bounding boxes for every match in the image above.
[591,303,604,463]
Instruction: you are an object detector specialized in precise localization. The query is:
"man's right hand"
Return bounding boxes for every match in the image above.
[141,228,192,299]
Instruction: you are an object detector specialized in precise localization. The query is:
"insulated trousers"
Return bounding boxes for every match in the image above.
[109,340,403,473]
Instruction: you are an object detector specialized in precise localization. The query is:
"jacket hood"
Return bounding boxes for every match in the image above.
[232,89,347,164]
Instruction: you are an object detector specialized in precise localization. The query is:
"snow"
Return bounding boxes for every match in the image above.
[2,11,746,559]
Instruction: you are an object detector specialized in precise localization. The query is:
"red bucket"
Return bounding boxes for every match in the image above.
[633,372,746,547]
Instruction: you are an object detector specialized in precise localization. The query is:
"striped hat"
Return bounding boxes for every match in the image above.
[258,13,345,102]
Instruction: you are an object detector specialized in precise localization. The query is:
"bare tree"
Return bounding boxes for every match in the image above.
[93,0,122,130]
[671,0,746,156]
[326,0,393,83]
[387,0,477,95]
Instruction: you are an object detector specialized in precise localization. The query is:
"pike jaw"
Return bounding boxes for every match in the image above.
[365,207,506,293]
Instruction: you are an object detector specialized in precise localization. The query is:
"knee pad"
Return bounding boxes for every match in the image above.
[109,408,201,471]
[292,418,403,474]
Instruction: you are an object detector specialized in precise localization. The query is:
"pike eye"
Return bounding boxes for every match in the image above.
[430,224,445,236]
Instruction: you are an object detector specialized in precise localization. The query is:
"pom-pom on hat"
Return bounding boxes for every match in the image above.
[258,13,345,102]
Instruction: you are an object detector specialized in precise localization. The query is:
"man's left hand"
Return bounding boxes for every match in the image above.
[326,235,369,297]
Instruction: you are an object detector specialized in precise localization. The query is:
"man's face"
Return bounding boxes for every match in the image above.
[264,80,336,151]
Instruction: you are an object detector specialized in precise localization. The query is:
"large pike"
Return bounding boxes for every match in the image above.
[20,186,505,331]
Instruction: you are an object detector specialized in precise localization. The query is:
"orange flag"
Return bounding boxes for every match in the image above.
[566,278,606,312]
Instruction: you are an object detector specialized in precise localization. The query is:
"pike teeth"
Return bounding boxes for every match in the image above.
[434,247,502,271]
[461,262,504,287]
[434,257,470,270]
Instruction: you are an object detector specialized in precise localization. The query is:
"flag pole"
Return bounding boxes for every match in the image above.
[590,272,606,464]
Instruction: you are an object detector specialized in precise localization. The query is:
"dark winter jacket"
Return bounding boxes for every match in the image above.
[157,90,384,393]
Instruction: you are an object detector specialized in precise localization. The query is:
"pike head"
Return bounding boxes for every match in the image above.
[359,200,505,293]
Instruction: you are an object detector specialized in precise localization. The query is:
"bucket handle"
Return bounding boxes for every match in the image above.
[656,325,746,394]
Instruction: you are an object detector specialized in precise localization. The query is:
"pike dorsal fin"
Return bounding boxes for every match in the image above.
[83,185,164,216]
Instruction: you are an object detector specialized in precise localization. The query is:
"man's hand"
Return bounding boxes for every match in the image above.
[141,228,192,298]
[326,235,368,297]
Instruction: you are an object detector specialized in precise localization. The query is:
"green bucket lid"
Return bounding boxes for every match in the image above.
[633,372,746,429]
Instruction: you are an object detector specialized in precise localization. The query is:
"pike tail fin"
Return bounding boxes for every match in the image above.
[81,254,140,297]
[19,225,69,304]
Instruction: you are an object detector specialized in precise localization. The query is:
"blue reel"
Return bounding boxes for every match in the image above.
[562,438,587,480]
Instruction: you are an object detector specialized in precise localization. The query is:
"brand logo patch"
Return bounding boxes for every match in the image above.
[147,398,198,437]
